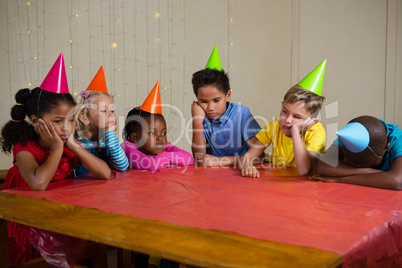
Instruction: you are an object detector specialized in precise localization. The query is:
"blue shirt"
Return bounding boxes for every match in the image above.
[75,131,129,176]
[333,119,402,171]
[203,102,261,157]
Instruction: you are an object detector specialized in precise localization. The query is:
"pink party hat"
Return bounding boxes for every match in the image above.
[40,53,69,94]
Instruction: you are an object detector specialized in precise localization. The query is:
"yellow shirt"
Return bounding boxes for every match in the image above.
[255,119,326,168]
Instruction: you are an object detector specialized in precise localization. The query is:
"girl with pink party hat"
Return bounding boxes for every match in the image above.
[0,54,111,266]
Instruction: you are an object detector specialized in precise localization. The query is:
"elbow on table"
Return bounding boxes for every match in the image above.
[94,169,113,180]
[388,174,402,191]
[30,181,49,191]
[297,167,312,176]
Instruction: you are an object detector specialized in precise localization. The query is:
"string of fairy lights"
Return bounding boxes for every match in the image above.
[8,0,239,147]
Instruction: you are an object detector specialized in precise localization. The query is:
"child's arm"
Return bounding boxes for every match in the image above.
[195,154,237,167]
[239,138,267,178]
[104,130,129,172]
[67,127,112,180]
[312,157,402,190]
[291,118,320,175]
[125,147,170,171]
[317,145,380,176]
[195,136,260,167]
[159,143,194,166]
[16,119,64,190]
[191,101,207,156]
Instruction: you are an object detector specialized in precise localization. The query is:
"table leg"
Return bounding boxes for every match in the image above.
[0,219,9,268]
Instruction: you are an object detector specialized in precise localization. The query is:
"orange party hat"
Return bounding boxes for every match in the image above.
[140,81,162,114]
[85,66,108,93]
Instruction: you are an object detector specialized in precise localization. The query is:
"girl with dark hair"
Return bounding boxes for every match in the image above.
[0,54,111,266]
[121,107,193,171]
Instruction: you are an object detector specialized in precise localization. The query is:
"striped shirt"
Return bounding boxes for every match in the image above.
[75,131,129,176]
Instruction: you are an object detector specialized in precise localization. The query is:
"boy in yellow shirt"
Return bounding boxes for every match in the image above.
[240,60,327,177]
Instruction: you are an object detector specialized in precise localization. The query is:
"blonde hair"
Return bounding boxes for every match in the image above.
[283,84,325,116]
[74,91,113,139]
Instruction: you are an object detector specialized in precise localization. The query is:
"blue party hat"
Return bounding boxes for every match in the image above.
[336,122,370,153]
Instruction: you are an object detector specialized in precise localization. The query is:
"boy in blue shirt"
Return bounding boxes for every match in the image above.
[312,115,402,190]
[191,46,261,166]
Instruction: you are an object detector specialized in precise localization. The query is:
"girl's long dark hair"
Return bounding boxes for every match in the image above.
[0,87,75,153]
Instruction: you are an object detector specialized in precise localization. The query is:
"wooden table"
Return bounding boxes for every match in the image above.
[0,167,344,268]
[6,164,402,267]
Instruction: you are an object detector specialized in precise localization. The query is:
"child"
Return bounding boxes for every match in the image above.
[0,54,111,266]
[240,60,327,177]
[312,115,402,190]
[74,66,128,176]
[121,81,194,171]
[121,81,192,268]
[191,45,261,166]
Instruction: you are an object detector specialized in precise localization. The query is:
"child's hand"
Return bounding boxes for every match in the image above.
[310,172,337,183]
[66,123,81,151]
[292,118,319,133]
[106,118,118,132]
[191,101,205,118]
[105,114,118,132]
[37,119,63,151]
[241,166,260,178]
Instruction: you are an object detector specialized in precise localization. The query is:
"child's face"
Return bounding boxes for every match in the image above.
[40,102,75,143]
[136,116,167,156]
[196,85,231,120]
[88,95,116,130]
[279,101,312,137]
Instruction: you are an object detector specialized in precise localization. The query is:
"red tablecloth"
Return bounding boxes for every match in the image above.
[5,165,402,267]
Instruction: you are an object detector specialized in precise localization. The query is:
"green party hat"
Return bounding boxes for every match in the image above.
[205,45,223,71]
[298,59,326,96]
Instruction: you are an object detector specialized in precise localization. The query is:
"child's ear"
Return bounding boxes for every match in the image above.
[226,89,232,102]
[29,115,39,126]
[384,142,391,154]
[79,112,90,126]
[130,133,139,143]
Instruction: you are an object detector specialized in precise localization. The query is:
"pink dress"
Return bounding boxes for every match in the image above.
[121,140,194,171]
[1,141,77,266]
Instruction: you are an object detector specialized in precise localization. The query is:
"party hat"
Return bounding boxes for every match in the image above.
[336,122,370,153]
[85,66,108,93]
[40,53,69,94]
[205,45,223,71]
[298,59,326,96]
[140,81,162,114]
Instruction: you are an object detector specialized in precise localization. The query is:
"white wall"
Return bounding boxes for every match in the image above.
[0,0,401,169]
